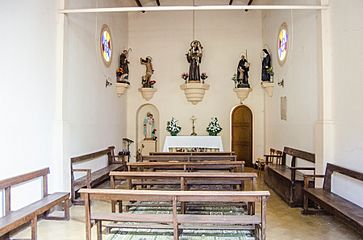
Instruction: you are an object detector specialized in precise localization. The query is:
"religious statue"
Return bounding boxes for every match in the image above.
[140,56,156,88]
[143,112,156,140]
[116,49,130,83]
[236,55,250,88]
[261,48,273,82]
[186,40,203,81]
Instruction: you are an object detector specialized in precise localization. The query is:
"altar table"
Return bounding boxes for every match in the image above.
[162,136,224,152]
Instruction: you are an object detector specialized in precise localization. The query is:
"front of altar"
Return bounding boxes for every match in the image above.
[162,136,224,152]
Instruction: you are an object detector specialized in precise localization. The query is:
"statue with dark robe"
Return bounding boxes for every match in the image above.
[186,40,203,81]
[236,55,250,88]
[262,49,272,81]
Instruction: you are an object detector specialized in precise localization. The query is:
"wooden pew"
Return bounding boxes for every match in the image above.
[264,147,315,207]
[70,146,125,204]
[127,160,245,172]
[80,188,270,240]
[140,155,237,162]
[0,168,70,240]
[303,163,363,235]
[110,171,257,214]
[150,151,235,156]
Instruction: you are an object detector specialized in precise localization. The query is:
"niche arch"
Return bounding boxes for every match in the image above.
[136,104,160,155]
[230,104,253,167]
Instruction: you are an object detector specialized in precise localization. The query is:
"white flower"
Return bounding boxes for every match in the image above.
[206,117,222,134]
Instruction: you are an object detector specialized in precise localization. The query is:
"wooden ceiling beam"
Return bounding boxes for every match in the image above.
[134,0,142,7]
[229,0,234,5]
[156,0,160,6]
[245,0,254,12]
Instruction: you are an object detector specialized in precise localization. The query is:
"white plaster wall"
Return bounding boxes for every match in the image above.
[329,0,363,207]
[0,0,57,215]
[262,9,319,159]
[126,5,264,162]
[63,1,128,190]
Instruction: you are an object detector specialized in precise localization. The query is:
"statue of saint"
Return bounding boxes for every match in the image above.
[261,49,272,81]
[236,55,250,88]
[140,56,155,88]
[143,112,155,140]
[186,40,203,81]
[117,49,130,83]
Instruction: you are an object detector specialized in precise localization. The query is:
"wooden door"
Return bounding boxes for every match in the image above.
[232,105,253,167]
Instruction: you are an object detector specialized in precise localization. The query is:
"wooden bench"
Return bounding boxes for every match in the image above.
[127,160,245,172]
[71,146,125,204]
[150,151,235,156]
[303,163,363,235]
[0,168,70,240]
[110,171,257,214]
[140,155,237,162]
[264,147,315,207]
[80,188,270,240]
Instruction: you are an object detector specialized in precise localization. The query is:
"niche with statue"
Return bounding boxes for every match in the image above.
[136,104,159,156]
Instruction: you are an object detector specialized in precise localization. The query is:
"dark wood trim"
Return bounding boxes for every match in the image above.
[245,0,254,12]
[229,0,234,5]
[134,0,142,7]
[70,147,114,164]
[156,0,160,6]
[283,147,315,164]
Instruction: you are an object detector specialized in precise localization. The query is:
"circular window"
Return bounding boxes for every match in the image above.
[277,23,288,65]
[100,24,112,67]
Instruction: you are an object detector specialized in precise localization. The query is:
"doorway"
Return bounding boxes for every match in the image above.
[231,105,253,167]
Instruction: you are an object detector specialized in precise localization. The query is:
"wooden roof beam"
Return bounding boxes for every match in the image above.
[229,0,234,5]
[134,0,142,7]
[245,0,254,12]
[156,0,160,6]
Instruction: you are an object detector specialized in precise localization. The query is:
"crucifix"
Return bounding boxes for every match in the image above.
[191,115,197,136]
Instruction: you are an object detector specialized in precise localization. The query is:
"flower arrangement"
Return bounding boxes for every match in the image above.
[231,74,238,88]
[201,73,208,80]
[166,117,182,136]
[206,117,222,136]
[267,66,274,81]
[181,73,189,81]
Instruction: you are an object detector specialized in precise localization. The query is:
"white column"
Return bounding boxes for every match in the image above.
[52,0,66,191]
[315,0,334,176]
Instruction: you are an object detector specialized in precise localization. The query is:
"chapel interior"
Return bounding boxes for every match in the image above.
[1,0,363,240]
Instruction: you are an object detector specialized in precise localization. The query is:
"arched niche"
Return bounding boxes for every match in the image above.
[136,104,160,156]
[230,104,253,167]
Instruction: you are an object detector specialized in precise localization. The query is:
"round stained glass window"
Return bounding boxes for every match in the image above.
[277,23,288,65]
[100,25,112,67]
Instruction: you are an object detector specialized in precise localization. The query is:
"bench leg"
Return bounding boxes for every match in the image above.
[0,233,10,240]
[31,216,37,240]
[96,220,103,240]
[64,198,70,220]
[302,192,310,214]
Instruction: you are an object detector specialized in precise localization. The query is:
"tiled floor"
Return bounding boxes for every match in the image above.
[13,170,362,240]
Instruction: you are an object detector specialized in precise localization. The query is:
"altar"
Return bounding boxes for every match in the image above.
[162,136,224,152]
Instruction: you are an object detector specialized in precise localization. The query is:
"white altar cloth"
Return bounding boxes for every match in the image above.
[162,136,224,152]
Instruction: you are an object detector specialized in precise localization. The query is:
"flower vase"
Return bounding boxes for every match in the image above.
[208,132,218,136]
[171,132,178,136]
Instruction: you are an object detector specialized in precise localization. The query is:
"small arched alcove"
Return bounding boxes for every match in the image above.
[136,104,160,156]
[231,104,253,167]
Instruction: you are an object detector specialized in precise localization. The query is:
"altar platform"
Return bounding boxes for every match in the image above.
[162,136,224,152]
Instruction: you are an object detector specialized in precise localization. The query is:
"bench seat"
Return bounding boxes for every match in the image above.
[0,192,69,236]
[303,163,363,235]
[264,147,315,207]
[304,188,363,225]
